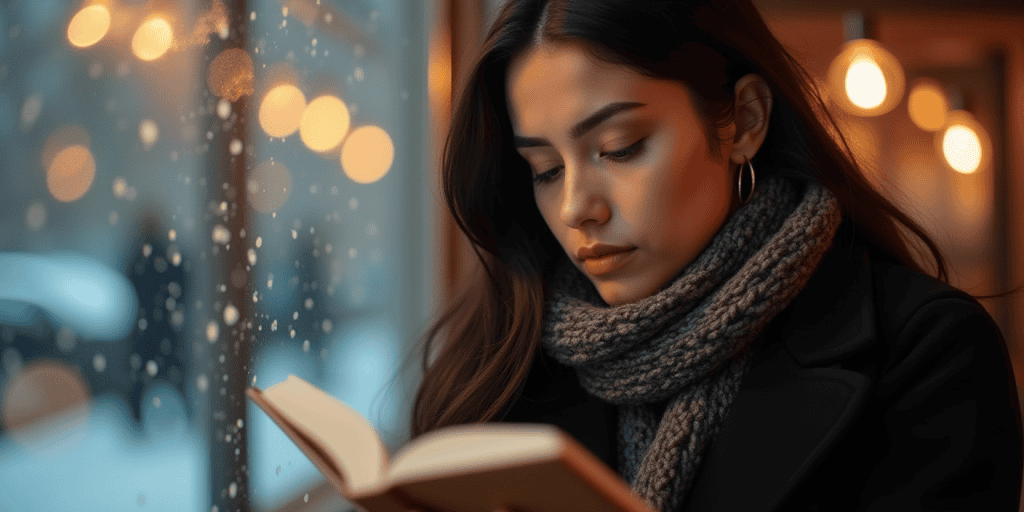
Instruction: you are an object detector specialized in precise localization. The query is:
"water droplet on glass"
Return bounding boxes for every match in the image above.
[304,493,308,503]
[304,298,314,310]
[146,360,158,377]
[247,248,257,265]
[223,303,239,326]
[322,319,333,334]
[291,229,297,239]
[113,177,128,198]
[206,321,219,343]
[237,418,244,428]
[138,318,148,331]
[143,243,153,257]
[228,481,237,498]
[21,93,43,129]
[93,353,107,372]
[25,201,47,231]
[217,99,232,120]
[56,327,76,354]
[168,281,181,298]
[289,329,295,339]
[270,319,278,331]
[197,373,209,392]
[229,139,243,155]
[302,339,310,352]
[139,119,159,150]
[256,236,263,248]
[168,228,177,241]
[212,224,231,244]
[153,396,161,408]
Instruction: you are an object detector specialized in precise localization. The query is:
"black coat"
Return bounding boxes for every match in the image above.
[498,222,1023,511]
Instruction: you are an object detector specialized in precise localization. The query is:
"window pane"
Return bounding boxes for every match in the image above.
[0,1,433,510]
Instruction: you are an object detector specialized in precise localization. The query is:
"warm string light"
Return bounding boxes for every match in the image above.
[827,39,905,117]
[907,78,949,132]
[937,110,990,175]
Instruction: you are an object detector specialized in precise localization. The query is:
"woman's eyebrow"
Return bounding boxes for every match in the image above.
[513,101,646,148]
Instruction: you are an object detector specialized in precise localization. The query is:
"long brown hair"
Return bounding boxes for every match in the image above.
[407,0,1022,439]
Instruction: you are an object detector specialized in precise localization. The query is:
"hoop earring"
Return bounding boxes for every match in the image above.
[738,157,756,205]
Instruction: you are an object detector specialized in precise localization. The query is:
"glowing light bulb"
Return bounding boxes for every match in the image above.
[845,57,886,109]
[942,124,982,174]
[828,39,905,117]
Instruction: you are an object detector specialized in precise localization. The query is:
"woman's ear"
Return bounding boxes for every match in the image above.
[730,74,773,164]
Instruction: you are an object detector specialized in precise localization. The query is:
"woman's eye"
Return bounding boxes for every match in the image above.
[531,137,647,185]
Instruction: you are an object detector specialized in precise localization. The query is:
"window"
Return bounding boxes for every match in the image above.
[0,1,435,510]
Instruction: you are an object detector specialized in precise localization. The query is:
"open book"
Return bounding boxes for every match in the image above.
[246,375,656,512]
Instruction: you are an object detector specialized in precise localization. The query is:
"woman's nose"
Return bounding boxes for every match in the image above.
[558,165,610,228]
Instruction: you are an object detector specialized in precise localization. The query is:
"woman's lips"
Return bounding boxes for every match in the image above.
[582,247,638,276]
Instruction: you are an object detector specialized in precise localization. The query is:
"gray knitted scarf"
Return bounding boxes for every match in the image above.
[538,172,842,512]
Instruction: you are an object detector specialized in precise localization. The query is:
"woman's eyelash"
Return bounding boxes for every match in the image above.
[531,137,648,185]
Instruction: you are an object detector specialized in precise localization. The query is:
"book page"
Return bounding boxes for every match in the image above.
[384,423,562,486]
[261,375,388,492]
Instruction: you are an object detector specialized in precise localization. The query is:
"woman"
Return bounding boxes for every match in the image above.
[406,0,1024,510]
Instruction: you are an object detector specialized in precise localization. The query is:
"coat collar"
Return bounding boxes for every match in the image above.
[682,223,880,511]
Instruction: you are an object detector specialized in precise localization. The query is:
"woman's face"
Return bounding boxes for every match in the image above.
[506,42,755,306]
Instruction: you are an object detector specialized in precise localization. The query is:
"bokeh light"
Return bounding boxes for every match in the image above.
[47,144,96,202]
[828,39,905,117]
[942,125,982,174]
[341,125,394,184]
[1,359,91,455]
[248,160,292,212]
[67,4,111,48]
[139,119,159,150]
[259,85,305,138]
[25,202,47,231]
[936,110,990,175]
[208,48,255,101]
[908,78,949,132]
[845,57,886,109]
[132,16,174,61]
[299,95,350,152]
[42,125,91,169]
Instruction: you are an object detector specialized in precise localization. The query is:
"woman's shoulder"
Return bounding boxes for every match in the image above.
[775,221,1007,375]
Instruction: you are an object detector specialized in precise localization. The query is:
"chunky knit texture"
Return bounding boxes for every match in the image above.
[538,173,843,511]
